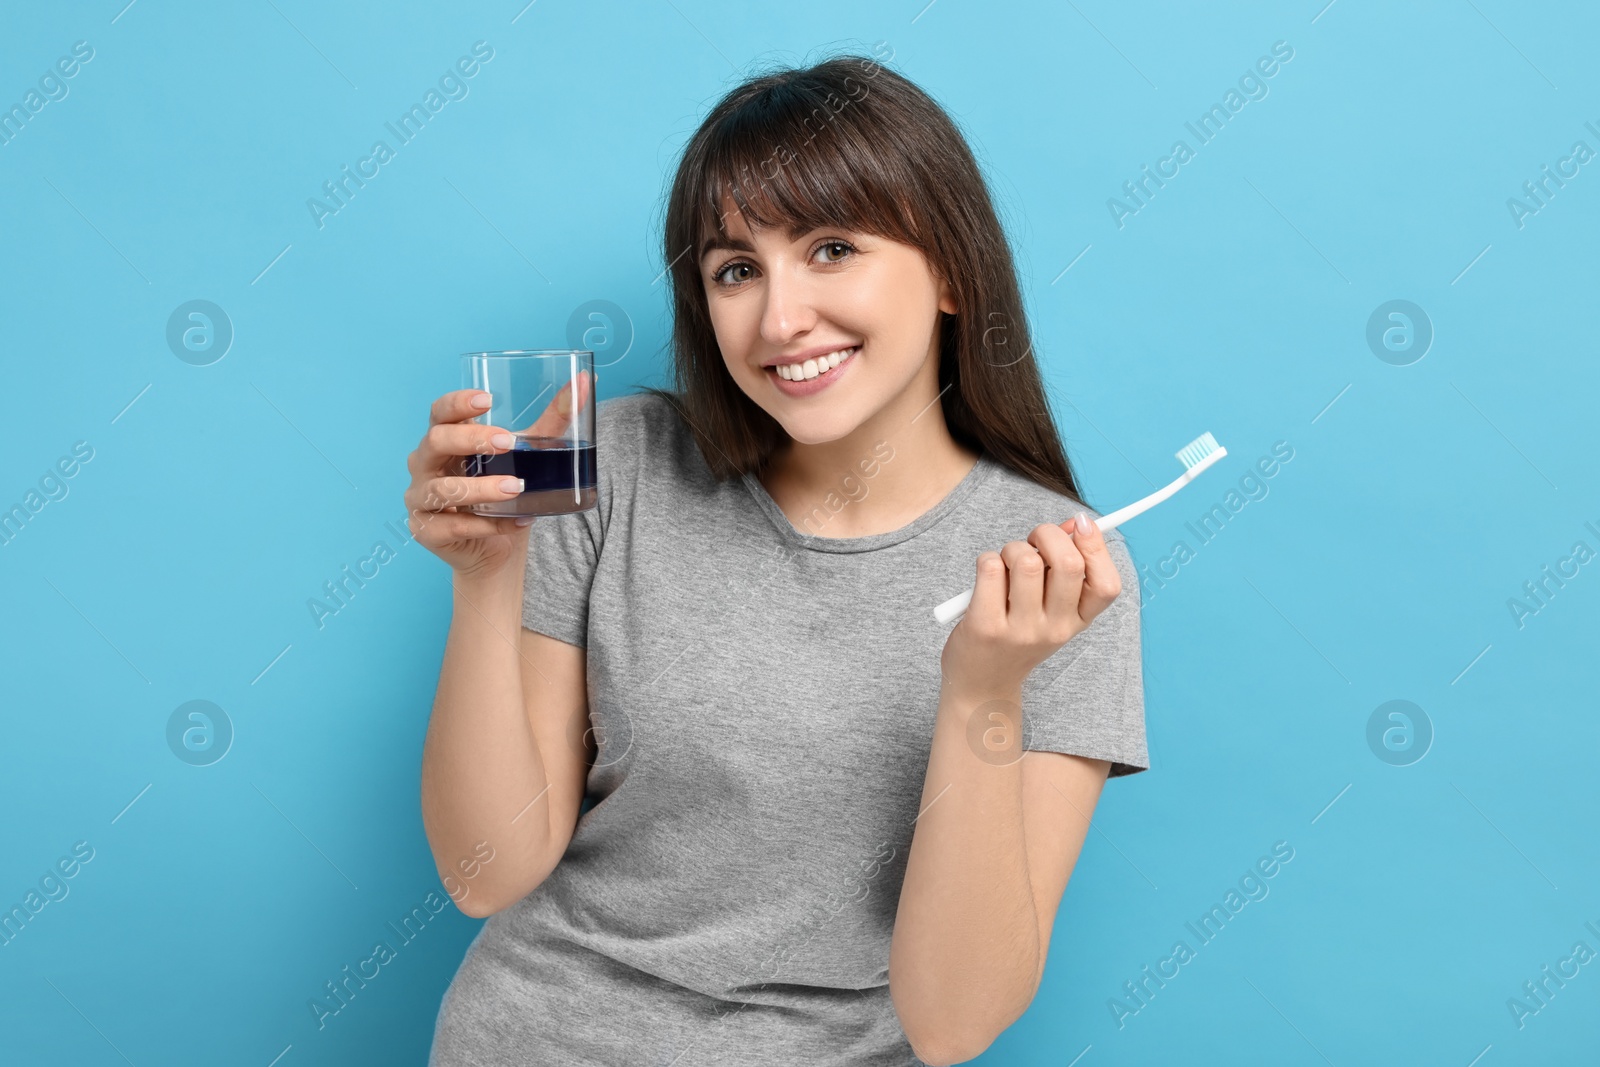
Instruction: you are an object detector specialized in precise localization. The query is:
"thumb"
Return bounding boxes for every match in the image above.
[964,551,1007,624]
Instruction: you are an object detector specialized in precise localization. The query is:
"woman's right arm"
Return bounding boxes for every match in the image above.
[423,574,593,918]
[407,383,597,919]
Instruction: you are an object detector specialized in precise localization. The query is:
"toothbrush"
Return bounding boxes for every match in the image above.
[932,432,1228,625]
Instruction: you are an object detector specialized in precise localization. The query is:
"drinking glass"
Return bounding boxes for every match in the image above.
[459,349,597,517]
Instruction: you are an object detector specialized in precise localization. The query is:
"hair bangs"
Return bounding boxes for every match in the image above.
[689,83,919,260]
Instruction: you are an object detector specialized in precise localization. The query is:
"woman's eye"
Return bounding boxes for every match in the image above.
[712,241,854,287]
[815,240,854,263]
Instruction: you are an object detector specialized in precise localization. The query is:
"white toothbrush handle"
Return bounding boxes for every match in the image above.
[1095,446,1227,531]
[932,588,977,626]
[932,447,1227,625]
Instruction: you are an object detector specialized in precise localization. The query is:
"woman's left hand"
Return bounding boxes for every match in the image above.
[940,514,1123,696]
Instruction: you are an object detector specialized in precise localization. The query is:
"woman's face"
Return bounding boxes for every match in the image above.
[698,199,957,446]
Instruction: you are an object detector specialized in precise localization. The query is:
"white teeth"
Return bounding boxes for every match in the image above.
[776,346,855,381]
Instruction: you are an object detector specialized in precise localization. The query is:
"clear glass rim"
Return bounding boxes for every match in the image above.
[459,349,594,359]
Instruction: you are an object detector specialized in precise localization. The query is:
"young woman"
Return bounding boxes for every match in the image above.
[412,52,1147,1067]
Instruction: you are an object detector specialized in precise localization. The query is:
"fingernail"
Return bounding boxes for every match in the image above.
[1076,512,1093,534]
[499,477,525,494]
[556,388,572,416]
[491,433,515,450]
[514,516,535,526]
[472,392,492,409]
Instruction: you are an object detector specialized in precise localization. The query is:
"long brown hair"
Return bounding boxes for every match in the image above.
[640,49,1088,506]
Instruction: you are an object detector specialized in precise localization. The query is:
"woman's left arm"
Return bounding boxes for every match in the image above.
[889,514,1121,1065]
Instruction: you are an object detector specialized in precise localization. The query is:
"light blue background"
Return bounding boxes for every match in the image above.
[2,1,1596,1064]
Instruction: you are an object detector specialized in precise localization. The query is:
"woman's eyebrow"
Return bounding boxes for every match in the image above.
[698,234,753,260]
[697,222,825,263]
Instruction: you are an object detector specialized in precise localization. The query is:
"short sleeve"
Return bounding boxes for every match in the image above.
[520,502,602,648]
[518,394,635,648]
[1020,530,1148,777]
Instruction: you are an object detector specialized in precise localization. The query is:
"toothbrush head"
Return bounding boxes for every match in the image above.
[1176,431,1227,473]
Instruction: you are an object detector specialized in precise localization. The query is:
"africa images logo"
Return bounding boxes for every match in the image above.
[306,41,495,230]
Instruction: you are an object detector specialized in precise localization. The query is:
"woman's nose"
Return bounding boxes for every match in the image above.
[758,267,818,346]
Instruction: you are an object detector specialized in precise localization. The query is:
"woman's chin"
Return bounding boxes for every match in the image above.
[768,409,861,446]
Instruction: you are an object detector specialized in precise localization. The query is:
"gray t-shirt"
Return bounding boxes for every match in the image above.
[429,391,1147,1066]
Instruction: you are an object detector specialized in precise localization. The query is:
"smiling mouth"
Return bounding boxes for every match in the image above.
[769,346,858,381]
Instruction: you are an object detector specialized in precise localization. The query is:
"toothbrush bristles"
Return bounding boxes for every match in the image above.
[1175,431,1222,469]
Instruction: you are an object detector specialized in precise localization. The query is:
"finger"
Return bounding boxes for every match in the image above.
[1027,522,1085,622]
[407,509,529,547]
[1070,512,1122,623]
[410,421,516,478]
[963,550,1009,630]
[429,388,495,427]
[405,474,526,513]
[511,367,596,440]
[998,540,1046,622]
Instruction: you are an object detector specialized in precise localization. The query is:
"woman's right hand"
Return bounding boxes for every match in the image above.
[404,374,592,582]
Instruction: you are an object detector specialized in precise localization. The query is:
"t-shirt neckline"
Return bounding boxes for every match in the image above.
[740,452,997,554]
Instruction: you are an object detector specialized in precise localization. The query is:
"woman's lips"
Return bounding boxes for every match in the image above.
[766,345,858,397]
